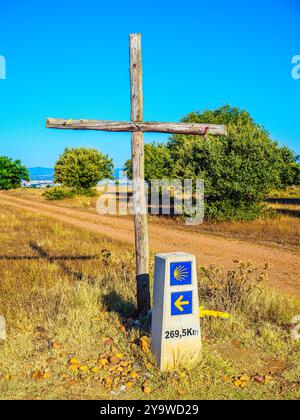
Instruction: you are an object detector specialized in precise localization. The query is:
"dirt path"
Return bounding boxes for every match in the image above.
[1,192,299,298]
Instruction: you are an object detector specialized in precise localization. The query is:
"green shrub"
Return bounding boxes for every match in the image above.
[125,142,173,181]
[72,187,97,197]
[0,156,29,190]
[54,147,114,189]
[43,187,75,201]
[169,106,287,221]
[43,186,98,201]
[125,106,299,221]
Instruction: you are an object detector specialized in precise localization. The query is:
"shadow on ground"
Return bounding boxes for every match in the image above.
[0,242,99,282]
[103,290,151,334]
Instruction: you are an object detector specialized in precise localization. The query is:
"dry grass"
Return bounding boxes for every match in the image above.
[269,186,300,199]
[194,215,300,250]
[0,202,300,400]
[7,188,300,251]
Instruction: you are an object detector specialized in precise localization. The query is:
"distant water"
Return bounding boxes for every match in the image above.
[29,167,126,181]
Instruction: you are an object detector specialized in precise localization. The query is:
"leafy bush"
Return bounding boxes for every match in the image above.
[126,106,298,221]
[277,147,300,187]
[43,187,75,200]
[169,106,289,221]
[43,186,98,201]
[55,147,114,189]
[125,142,172,181]
[0,156,29,190]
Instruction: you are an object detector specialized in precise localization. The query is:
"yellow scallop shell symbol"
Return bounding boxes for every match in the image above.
[173,265,189,282]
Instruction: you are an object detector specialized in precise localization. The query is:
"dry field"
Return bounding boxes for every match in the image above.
[1,189,299,298]
[7,188,300,251]
[0,195,300,400]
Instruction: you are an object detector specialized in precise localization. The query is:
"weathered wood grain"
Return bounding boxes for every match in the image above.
[46,119,226,136]
[130,34,151,316]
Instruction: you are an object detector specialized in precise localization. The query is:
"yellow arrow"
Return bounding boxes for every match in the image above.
[175,295,190,312]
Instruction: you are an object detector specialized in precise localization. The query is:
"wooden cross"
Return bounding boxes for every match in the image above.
[46,33,226,317]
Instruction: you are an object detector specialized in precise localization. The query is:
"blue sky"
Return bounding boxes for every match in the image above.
[0,0,299,168]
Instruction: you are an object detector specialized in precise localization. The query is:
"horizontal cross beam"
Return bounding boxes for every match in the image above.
[46,118,226,136]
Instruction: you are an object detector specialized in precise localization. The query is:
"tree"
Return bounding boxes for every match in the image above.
[125,142,172,182]
[0,157,29,190]
[277,147,300,187]
[124,106,299,220]
[54,148,114,190]
[294,156,300,185]
[168,106,287,220]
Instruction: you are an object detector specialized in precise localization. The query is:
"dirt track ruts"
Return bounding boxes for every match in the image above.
[0,192,299,298]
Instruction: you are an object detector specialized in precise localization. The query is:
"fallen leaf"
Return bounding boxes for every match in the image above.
[145,363,154,371]
[103,377,113,388]
[34,326,46,336]
[143,386,152,394]
[99,358,108,366]
[240,374,250,382]
[43,372,52,380]
[115,353,124,359]
[70,357,79,365]
[103,338,114,347]
[51,341,63,350]
[130,371,138,380]
[90,366,101,374]
[140,336,150,353]
[108,356,121,365]
[91,316,101,321]
[108,364,119,371]
[234,380,242,387]
[32,370,43,381]
[69,364,80,372]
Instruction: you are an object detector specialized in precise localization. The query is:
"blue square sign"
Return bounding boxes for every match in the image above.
[170,261,192,286]
[171,291,193,316]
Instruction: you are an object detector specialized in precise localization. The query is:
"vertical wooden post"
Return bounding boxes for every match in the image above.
[129,33,150,317]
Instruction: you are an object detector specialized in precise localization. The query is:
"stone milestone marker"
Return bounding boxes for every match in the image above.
[151,253,202,371]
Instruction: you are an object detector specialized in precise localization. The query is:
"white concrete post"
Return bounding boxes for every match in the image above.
[151,253,202,371]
